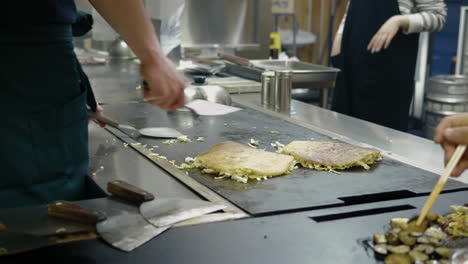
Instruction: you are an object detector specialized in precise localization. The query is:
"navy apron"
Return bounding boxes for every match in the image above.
[331,0,419,131]
[0,24,104,208]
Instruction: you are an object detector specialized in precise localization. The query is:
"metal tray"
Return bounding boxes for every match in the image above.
[225,60,340,89]
[252,60,339,87]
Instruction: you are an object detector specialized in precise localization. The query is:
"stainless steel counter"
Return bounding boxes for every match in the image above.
[88,123,200,199]
[2,57,466,262]
[84,60,208,200]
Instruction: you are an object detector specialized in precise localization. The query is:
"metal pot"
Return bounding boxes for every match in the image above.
[198,85,232,106]
[185,76,232,106]
[184,85,205,104]
[108,37,136,59]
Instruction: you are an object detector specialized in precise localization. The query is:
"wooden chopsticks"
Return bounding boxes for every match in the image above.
[416,144,467,226]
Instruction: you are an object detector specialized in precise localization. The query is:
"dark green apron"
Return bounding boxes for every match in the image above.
[0,24,104,208]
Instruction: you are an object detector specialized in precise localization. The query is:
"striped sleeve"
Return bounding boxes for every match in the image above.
[404,0,447,34]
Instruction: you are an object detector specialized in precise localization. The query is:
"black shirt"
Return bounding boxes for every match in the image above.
[2,0,77,24]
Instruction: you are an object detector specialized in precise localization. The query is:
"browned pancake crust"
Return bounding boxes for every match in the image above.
[195,141,296,179]
[281,141,381,170]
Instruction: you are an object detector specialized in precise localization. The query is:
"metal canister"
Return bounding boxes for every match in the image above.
[261,71,276,106]
[424,75,468,138]
[274,71,293,112]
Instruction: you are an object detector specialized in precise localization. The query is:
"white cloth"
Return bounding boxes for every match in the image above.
[337,0,447,35]
[145,0,185,20]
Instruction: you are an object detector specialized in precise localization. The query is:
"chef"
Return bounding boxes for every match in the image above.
[435,113,468,177]
[331,0,447,131]
[0,0,185,208]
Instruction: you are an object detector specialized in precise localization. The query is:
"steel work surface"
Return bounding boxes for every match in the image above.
[87,123,200,200]
[100,102,468,216]
[2,191,467,264]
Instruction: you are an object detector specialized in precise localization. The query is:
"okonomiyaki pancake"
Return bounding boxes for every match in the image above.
[194,141,296,183]
[281,141,381,171]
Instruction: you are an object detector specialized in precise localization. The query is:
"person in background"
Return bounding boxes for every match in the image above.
[331,0,447,131]
[434,113,468,177]
[0,0,185,208]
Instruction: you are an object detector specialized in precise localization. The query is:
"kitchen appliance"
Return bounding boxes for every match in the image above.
[181,0,265,56]
[99,102,468,216]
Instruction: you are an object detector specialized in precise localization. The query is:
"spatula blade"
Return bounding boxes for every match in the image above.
[117,125,141,139]
[140,199,227,228]
[96,212,169,252]
[138,127,184,138]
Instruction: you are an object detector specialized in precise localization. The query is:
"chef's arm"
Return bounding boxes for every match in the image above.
[87,0,185,110]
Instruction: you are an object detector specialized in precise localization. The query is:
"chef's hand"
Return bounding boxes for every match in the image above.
[331,33,342,57]
[367,15,409,54]
[140,57,185,110]
[434,113,468,177]
[87,104,106,128]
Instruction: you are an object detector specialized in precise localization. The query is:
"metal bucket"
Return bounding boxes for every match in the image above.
[424,75,468,139]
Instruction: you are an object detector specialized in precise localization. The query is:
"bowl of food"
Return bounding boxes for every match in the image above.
[368,204,468,264]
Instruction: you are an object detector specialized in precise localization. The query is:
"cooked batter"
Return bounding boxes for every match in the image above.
[281,141,381,171]
[194,141,296,183]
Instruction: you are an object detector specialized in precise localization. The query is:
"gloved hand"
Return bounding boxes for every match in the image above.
[140,57,185,110]
[367,15,409,54]
[434,113,468,177]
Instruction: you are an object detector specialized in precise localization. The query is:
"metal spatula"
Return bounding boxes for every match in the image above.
[48,200,169,252]
[88,113,184,139]
[107,180,227,227]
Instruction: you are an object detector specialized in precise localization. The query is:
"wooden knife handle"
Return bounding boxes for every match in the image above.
[185,54,219,66]
[107,180,155,203]
[218,52,250,67]
[88,113,120,128]
[48,201,107,225]
[0,222,6,232]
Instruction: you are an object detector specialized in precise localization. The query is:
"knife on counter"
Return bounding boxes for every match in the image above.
[217,52,264,72]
